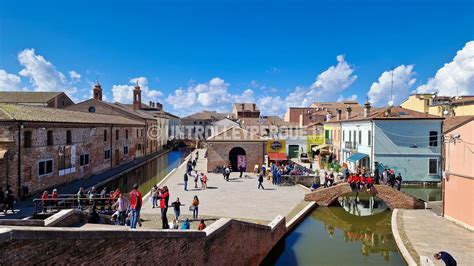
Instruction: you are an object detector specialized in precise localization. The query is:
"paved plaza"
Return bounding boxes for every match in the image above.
[396,209,474,265]
[141,149,309,222]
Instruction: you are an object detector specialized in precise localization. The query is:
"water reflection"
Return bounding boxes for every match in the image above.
[98,148,191,195]
[401,186,441,202]
[338,192,388,216]
[266,207,404,265]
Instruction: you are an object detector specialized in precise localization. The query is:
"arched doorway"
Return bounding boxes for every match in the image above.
[229,147,246,171]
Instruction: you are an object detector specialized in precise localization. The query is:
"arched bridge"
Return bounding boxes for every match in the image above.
[304,183,425,209]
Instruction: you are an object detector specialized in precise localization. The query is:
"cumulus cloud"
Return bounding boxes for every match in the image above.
[337,94,358,102]
[255,55,358,116]
[367,65,416,107]
[69,70,81,83]
[166,77,255,115]
[17,48,77,95]
[0,70,23,91]
[417,41,474,96]
[111,77,163,104]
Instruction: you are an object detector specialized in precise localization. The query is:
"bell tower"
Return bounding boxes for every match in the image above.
[93,79,102,101]
[133,80,142,110]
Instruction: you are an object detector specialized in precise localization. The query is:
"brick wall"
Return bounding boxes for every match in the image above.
[207,141,265,172]
[0,216,286,265]
[0,122,145,196]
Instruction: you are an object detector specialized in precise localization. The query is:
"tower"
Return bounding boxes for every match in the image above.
[93,79,103,101]
[133,80,142,110]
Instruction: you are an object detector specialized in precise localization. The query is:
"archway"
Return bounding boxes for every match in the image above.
[229,147,246,172]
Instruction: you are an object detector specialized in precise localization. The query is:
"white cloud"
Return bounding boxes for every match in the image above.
[255,55,358,116]
[417,41,474,96]
[166,77,255,115]
[69,70,81,83]
[0,70,23,91]
[17,48,77,95]
[367,65,416,107]
[337,94,358,102]
[111,77,163,104]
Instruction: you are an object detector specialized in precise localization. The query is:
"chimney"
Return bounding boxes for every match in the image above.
[346,105,352,120]
[336,109,342,120]
[253,103,256,111]
[133,80,142,110]
[149,101,153,107]
[385,106,392,117]
[93,80,103,101]
[364,101,371,118]
[241,103,245,110]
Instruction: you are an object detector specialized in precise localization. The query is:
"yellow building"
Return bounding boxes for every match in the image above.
[401,94,474,117]
[306,123,325,158]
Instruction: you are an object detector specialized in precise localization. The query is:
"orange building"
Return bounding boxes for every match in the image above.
[443,116,474,230]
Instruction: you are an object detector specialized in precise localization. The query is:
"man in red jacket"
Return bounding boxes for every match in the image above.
[160,186,170,229]
[129,184,142,229]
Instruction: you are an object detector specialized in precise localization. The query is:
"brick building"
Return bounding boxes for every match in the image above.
[206,127,266,172]
[0,104,144,196]
[232,103,260,118]
[0,91,74,108]
[66,81,162,154]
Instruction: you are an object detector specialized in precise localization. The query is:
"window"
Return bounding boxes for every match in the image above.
[104,150,111,160]
[47,130,54,146]
[348,131,351,142]
[126,130,128,139]
[137,144,142,151]
[325,130,330,139]
[429,159,438,175]
[124,146,129,154]
[368,130,372,146]
[24,131,32,148]
[342,130,345,141]
[104,130,107,141]
[141,129,144,137]
[38,159,53,176]
[116,130,119,140]
[358,131,362,145]
[137,129,139,137]
[66,130,72,144]
[80,154,90,166]
[353,130,356,144]
[429,131,438,147]
[88,106,96,113]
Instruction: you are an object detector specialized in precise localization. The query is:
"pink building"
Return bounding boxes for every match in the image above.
[443,116,474,230]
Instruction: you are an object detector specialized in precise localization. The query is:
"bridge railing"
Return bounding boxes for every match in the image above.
[32,195,117,216]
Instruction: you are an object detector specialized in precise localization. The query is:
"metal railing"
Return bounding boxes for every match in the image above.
[33,195,117,216]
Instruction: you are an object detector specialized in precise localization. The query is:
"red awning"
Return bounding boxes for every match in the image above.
[268,152,287,161]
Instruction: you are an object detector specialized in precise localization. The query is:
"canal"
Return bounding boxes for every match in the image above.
[265,193,405,265]
[99,148,191,195]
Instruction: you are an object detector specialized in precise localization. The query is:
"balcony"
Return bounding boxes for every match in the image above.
[344,141,357,150]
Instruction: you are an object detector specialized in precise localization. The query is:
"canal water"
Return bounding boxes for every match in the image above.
[266,193,405,265]
[99,148,191,195]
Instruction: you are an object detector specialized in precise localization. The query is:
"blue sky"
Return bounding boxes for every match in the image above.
[1,0,473,116]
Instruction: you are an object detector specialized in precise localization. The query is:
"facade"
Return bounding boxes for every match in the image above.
[213,118,241,134]
[323,120,341,161]
[206,127,266,172]
[0,91,74,108]
[181,111,233,139]
[0,104,144,196]
[401,93,474,117]
[443,116,474,230]
[232,103,260,118]
[306,123,325,158]
[66,81,162,154]
[337,104,443,182]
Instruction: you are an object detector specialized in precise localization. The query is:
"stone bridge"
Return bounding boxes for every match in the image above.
[304,183,425,209]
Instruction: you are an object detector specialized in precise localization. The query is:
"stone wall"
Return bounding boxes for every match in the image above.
[207,141,265,172]
[0,216,286,265]
[304,183,425,209]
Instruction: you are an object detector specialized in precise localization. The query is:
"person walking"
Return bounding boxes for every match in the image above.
[389,170,396,188]
[191,195,199,219]
[128,183,142,229]
[183,172,189,191]
[171,197,181,220]
[159,186,170,229]
[396,173,403,191]
[51,189,58,211]
[201,173,208,189]
[433,251,457,266]
[151,185,158,208]
[193,171,199,189]
[192,159,197,170]
[258,171,265,190]
[225,166,230,181]
[4,186,15,214]
[41,190,49,213]
[112,193,128,225]
[77,187,85,210]
[195,150,199,161]
[382,169,388,185]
